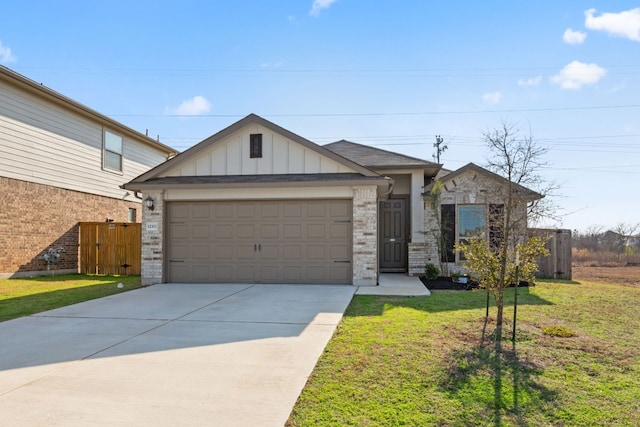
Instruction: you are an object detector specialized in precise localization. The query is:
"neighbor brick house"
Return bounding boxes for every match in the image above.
[0,66,176,278]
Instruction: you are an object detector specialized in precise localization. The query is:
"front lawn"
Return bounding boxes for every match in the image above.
[287,279,640,426]
[0,274,141,322]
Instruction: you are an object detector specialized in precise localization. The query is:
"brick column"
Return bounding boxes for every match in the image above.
[141,191,164,285]
[352,186,377,286]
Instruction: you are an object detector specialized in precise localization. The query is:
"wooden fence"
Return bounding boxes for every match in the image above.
[529,228,572,280]
[79,222,141,275]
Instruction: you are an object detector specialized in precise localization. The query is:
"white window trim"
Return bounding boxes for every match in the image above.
[103,130,124,174]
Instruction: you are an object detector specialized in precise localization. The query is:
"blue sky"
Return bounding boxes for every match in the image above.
[2,1,639,232]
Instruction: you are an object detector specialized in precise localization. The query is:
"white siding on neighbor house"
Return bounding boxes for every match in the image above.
[161,124,354,177]
[0,80,168,202]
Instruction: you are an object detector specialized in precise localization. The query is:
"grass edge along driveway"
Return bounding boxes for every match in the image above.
[0,274,142,322]
[287,279,640,426]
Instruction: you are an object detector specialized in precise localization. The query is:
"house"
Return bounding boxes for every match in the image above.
[124,114,541,286]
[422,163,543,272]
[0,66,176,278]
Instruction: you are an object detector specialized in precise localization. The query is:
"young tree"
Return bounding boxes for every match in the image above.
[457,121,554,338]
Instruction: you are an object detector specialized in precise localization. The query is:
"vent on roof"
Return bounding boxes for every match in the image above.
[250,134,262,158]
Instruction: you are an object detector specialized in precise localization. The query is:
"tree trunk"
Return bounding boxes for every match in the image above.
[495,290,504,340]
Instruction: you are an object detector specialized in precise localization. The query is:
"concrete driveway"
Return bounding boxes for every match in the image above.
[0,283,356,426]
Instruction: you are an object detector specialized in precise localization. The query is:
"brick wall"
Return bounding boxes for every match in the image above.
[352,186,377,286]
[140,191,164,286]
[0,177,141,278]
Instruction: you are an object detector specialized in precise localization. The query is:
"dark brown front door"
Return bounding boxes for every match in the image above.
[379,197,408,272]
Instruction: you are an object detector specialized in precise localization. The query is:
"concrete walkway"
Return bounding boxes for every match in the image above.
[0,284,355,427]
[356,273,430,296]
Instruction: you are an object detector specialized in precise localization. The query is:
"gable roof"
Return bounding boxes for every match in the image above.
[423,162,543,201]
[125,114,382,187]
[0,65,176,156]
[324,140,441,174]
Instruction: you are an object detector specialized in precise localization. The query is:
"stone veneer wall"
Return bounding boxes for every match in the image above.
[0,176,141,278]
[352,186,378,286]
[141,191,164,285]
[417,170,530,277]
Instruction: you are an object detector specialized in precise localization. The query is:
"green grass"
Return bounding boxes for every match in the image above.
[287,280,640,426]
[0,274,142,322]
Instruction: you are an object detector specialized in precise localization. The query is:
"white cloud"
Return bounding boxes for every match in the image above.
[563,28,587,44]
[0,40,16,63]
[309,0,338,16]
[482,91,502,104]
[518,76,542,87]
[550,61,607,90]
[585,8,640,42]
[170,96,211,116]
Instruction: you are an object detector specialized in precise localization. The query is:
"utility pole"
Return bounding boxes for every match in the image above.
[433,135,447,163]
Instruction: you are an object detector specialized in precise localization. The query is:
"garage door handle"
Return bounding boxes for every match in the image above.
[254,243,261,252]
[334,260,351,263]
[169,259,184,263]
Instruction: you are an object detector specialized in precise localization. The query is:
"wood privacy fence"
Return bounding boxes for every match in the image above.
[79,222,141,275]
[529,228,572,280]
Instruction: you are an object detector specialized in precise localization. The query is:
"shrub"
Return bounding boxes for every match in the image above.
[542,326,576,337]
[424,263,439,280]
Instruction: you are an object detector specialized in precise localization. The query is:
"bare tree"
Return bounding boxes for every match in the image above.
[458,121,555,339]
[612,222,640,259]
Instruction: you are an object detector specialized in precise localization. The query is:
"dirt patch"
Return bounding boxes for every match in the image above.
[572,266,640,287]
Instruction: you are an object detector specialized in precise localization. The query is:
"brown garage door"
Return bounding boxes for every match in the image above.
[166,200,352,284]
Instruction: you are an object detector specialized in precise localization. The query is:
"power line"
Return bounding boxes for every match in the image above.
[109,104,640,119]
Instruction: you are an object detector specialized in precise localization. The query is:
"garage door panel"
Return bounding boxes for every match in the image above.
[215,245,233,259]
[330,245,350,260]
[237,224,255,239]
[192,204,210,218]
[330,223,350,238]
[171,245,188,259]
[192,265,210,281]
[283,245,302,259]
[236,244,255,259]
[307,245,326,259]
[307,224,326,239]
[192,224,210,239]
[237,204,257,218]
[167,200,352,284]
[260,224,279,239]
[170,224,189,239]
[260,245,279,259]
[192,245,210,259]
[283,224,302,238]
[170,204,189,219]
[215,204,234,218]
[215,224,233,239]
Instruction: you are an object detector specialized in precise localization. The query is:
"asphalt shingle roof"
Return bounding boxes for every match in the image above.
[324,140,440,169]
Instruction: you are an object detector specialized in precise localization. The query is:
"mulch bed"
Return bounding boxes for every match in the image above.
[420,276,534,291]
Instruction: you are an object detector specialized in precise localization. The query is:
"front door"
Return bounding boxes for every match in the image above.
[379,197,408,272]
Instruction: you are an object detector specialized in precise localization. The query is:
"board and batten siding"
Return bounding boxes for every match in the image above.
[0,79,168,201]
[160,124,356,177]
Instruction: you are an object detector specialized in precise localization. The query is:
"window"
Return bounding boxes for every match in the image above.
[250,133,262,158]
[440,204,456,263]
[440,204,490,262]
[128,208,137,223]
[458,205,486,260]
[104,130,123,172]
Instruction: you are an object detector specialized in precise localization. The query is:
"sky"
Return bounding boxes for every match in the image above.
[1,1,639,232]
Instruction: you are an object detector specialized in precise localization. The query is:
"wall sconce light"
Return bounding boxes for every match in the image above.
[145,195,155,211]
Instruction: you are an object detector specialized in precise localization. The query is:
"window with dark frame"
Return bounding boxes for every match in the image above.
[250,133,263,158]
